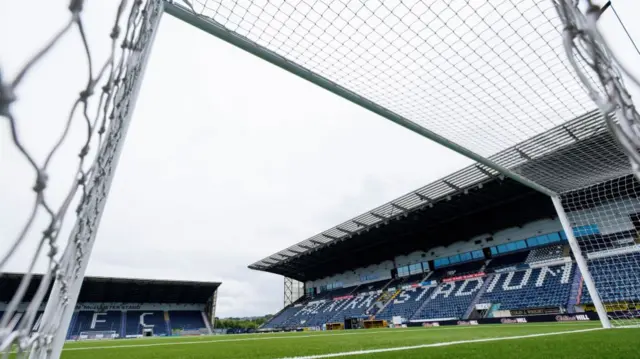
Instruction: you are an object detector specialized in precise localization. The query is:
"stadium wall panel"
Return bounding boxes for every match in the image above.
[308,261,395,290]
[305,198,639,301]
[406,312,600,327]
[571,198,639,235]
[492,219,562,244]
[307,218,564,290]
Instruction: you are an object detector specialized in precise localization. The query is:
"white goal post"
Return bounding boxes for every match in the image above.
[2,0,639,358]
[1,0,165,358]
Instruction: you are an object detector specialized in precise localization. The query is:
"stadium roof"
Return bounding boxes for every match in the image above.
[0,274,220,304]
[248,109,632,281]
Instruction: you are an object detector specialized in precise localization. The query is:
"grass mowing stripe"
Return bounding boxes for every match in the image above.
[62,329,416,351]
[276,328,603,359]
[60,323,598,351]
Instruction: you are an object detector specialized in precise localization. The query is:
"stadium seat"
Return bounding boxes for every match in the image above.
[525,245,564,264]
[168,311,206,332]
[578,231,636,254]
[327,292,380,323]
[485,251,530,271]
[375,286,434,321]
[390,273,426,286]
[301,307,339,327]
[280,284,392,328]
[479,263,574,310]
[412,278,485,320]
[68,311,123,337]
[358,280,390,292]
[580,252,640,304]
[125,311,168,336]
[261,305,302,329]
[430,261,485,281]
[284,299,332,328]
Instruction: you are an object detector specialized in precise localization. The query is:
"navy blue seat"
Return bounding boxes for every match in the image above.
[68,311,122,336]
[262,305,301,329]
[328,292,380,323]
[125,311,167,336]
[486,251,530,271]
[431,261,485,281]
[168,311,206,331]
[376,286,434,321]
[480,263,574,309]
[581,252,640,304]
[412,278,485,320]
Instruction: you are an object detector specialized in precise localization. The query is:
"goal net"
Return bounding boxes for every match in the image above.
[163,0,638,328]
[1,0,164,357]
[1,0,638,357]
[561,178,640,327]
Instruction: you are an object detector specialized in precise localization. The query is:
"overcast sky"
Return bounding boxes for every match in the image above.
[1,0,639,318]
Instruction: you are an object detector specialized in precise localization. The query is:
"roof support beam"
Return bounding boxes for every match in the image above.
[391,203,408,212]
[353,220,368,228]
[370,212,388,220]
[336,227,353,234]
[475,164,496,178]
[562,125,579,141]
[322,233,340,241]
[292,252,325,267]
[309,239,324,246]
[516,148,532,161]
[298,244,313,250]
[274,261,299,270]
[288,248,303,254]
[415,194,435,209]
[443,180,461,192]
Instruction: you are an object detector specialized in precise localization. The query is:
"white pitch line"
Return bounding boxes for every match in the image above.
[276,328,602,359]
[61,328,427,351]
[60,323,598,352]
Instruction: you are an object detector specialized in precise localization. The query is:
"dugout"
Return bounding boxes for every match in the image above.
[344,317,364,330]
[363,319,387,329]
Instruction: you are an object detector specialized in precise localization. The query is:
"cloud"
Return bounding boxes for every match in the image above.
[0,1,472,317]
[2,0,638,319]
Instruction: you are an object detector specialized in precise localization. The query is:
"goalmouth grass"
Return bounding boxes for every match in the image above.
[58,322,638,359]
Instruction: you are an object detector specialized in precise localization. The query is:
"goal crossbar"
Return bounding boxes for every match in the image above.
[2,1,640,358]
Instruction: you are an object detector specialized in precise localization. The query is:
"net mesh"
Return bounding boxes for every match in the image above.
[0,0,163,356]
[1,1,639,355]
[555,0,640,327]
[555,0,640,182]
[169,0,640,328]
[168,0,635,194]
[184,0,599,163]
[562,177,640,327]
[284,277,305,307]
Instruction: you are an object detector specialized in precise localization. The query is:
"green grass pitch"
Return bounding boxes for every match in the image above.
[57,322,640,359]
